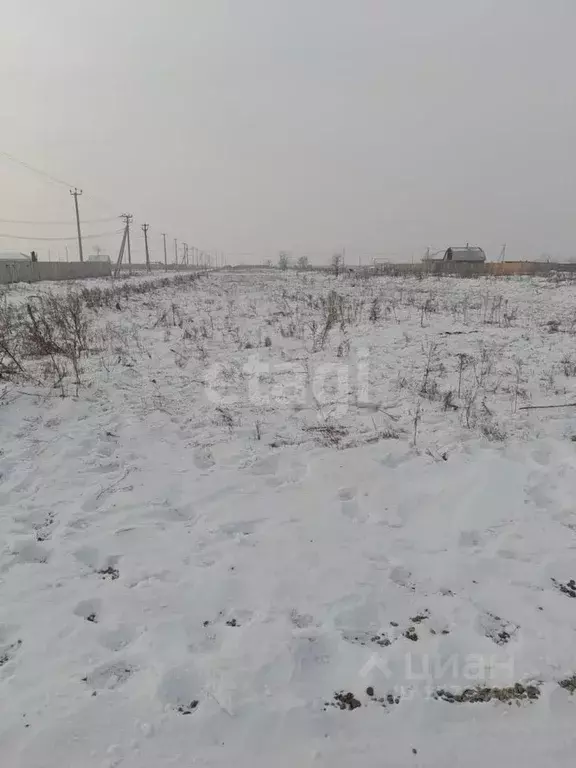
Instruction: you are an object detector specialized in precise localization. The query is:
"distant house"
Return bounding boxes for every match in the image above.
[443,246,486,263]
[0,251,31,262]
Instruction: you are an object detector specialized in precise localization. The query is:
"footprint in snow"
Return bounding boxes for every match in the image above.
[83,661,136,690]
[10,539,50,565]
[478,612,519,646]
[147,501,196,523]
[248,454,280,476]
[74,598,103,623]
[215,520,262,539]
[193,447,215,470]
[99,625,138,652]
[459,530,483,548]
[157,666,202,715]
[338,487,367,522]
[389,566,415,590]
[74,548,121,579]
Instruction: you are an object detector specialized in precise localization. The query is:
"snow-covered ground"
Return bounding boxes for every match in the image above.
[2,269,576,767]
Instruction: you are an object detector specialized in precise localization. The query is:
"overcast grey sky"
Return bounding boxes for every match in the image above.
[1,0,575,263]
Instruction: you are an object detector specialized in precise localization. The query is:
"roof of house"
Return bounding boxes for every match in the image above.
[444,247,486,262]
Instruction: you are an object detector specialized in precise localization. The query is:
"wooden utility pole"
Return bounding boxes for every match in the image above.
[142,223,151,272]
[70,188,84,262]
[115,214,133,276]
[114,214,133,277]
[162,233,168,269]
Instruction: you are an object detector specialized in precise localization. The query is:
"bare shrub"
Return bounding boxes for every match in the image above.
[369,297,382,322]
[479,418,507,442]
[0,293,92,394]
[215,406,235,430]
[420,342,443,399]
[456,353,472,398]
[80,272,201,309]
[561,355,576,377]
[0,302,26,379]
[303,423,348,447]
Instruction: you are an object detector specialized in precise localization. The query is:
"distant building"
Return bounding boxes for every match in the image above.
[442,246,486,263]
[0,251,31,262]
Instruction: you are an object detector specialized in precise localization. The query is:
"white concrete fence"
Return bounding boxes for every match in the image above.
[0,261,112,285]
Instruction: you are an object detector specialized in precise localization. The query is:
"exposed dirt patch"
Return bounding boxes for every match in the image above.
[482,612,519,646]
[558,675,576,694]
[97,566,120,580]
[364,685,402,708]
[552,578,576,598]
[434,683,540,704]
[325,691,362,711]
[410,611,430,624]
[342,630,393,648]
[0,639,22,667]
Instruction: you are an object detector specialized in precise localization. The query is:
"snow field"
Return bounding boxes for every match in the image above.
[2,269,576,767]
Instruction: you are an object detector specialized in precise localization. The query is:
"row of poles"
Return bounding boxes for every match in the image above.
[113,214,219,277]
[68,188,221,276]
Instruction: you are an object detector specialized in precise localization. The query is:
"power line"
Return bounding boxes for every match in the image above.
[0,230,123,241]
[1,152,220,264]
[0,151,121,220]
[0,217,119,225]
[0,150,76,189]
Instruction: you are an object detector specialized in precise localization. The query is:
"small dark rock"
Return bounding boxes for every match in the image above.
[366,686,374,697]
[370,634,391,647]
[558,676,576,694]
[177,700,199,715]
[552,578,576,598]
[97,566,120,581]
[410,611,429,624]
[333,691,362,711]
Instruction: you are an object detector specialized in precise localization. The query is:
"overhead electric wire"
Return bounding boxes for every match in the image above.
[0,229,124,242]
[0,217,120,225]
[0,150,76,189]
[0,150,218,261]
